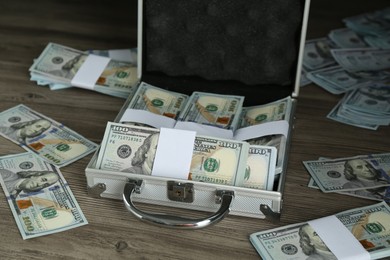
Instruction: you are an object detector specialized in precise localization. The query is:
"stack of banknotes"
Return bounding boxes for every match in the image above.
[0,104,97,238]
[300,7,390,130]
[303,153,390,202]
[96,82,294,190]
[250,201,390,259]
[29,42,138,99]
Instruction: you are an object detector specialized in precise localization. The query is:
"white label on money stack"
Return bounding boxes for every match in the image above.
[308,215,371,260]
[71,54,110,89]
[152,128,196,179]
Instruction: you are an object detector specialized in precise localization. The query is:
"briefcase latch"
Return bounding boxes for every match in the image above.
[167,181,194,203]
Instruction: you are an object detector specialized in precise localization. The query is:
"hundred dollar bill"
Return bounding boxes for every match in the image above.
[364,35,390,49]
[309,176,390,202]
[29,42,138,98]
[0,152,88,239]
[250,201,390,260]
[328,28,368,48]
[302,38,338,70]
[241,145,277,190]
[331,48,390,72]
[96,122,249,186]
[308,156,390,202]
[126,82,189,120]
[307,65,390,95]
[0,104,98,167]
[177,91,244,131]
[303,154,390,193]
[343,7,390,37]
[238,96,292,128]
[327,94,380,130]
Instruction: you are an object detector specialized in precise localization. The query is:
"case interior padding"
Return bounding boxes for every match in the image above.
[141,0,305,105]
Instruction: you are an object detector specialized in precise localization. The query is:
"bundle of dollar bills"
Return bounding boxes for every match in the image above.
[29,42,138,99]
[119,82,293,175]
[303,153,390,202]
[96,122,277,190]
[300,7,390,130]
[250,201,390,260]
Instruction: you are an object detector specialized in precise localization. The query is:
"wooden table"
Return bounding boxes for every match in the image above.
[0,0,389,259]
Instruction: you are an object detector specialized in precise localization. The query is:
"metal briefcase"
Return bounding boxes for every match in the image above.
[85,0,311,228]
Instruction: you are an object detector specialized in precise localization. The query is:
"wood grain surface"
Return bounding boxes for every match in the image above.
[0,0,389,259]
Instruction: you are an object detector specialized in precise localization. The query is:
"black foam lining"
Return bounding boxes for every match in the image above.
[141,0,305,105]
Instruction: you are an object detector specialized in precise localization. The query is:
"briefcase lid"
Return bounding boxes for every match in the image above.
[137,0,310,105]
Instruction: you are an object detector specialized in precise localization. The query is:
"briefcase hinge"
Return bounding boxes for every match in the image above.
[167,181,194,203]
[260,204,281,223]
[87,183,106,198]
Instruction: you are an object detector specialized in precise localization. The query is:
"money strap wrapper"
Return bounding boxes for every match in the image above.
[308,215,371,260]
[151,128,196,180]
[71,54,110,90]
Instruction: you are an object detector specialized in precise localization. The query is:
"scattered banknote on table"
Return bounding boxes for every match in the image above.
[302,38,338,71]
[301,7,390,130]
[331,48,390,72]
[29,42,138,98]
[307,65,390,95]
[303,153,390,196]
[250,201,390,260]
[96,122,277,190]
[307,156,390,202]
[327,81,390,129]
[343,7,390,37]
[0,152,88,239]
[0,104,98,167]
[328,27,368,48]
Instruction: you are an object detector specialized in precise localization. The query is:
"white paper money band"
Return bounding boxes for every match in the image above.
[174,121,234,140]
[233,120,289,141]
[120,109,176,129]
[151,128,196,179]
[71,54,110,90]
[308,215,371,260]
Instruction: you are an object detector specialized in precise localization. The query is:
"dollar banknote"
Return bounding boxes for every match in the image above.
[238,97,292,128]
[177,92,244,131]
[327,81,390,129]
[96,122,250,186]
[0,152,88,239]
[327,94,380,130]
[328,28,368,48]
[364,35,390,49]
[309,176,390,202]
[241,145,277,190]
[303,154,390,193]
[126,82,189,120]
[343,7,390,37]
[302,38,338,71]
[29,42,138,98]
[250,201,390,260]
[0,104,98,167]
[331,48,390,72]
[307,65,390,95]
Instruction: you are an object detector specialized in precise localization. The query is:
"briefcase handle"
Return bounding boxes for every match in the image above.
[123,181,234,229]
